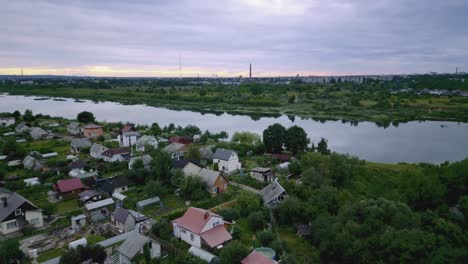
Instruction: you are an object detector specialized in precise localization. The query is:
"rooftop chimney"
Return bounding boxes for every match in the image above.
[204,211,209,219]
[1,197,7,207]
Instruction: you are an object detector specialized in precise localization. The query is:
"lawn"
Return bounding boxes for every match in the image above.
[36,247,65,263]
[55,198,81,215]
[277,227,319,263]
[86,234,106,245]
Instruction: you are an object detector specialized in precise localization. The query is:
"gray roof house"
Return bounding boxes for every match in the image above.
[29,127,48,140]
[128,155,153,170]
[70,138,92,153]
[0,188,44,235]
[90,143,109,159]
[67,122,81,135]
[112,207,149,233]
[15,122,30,134]
[258,180,288,207]
[106,231,161,263]
[163,142,187,159]
[182,162,229,195]
[135,135,158,152]
[23,155,45,171]
[213,148,241,174]
[199,146,214,160]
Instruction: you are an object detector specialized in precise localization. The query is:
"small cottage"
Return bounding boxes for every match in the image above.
[15,122,30,134]
[54,178,86,198]
[164,142,187,159]
[135,135,158,152]
[70,138,92,153]
[258,180,288,207]
[183,163,229,195]
[213,148,241,174]
[82,124,103,138]
[250,167,275,182]
[172,207,232,249]
[67,122,81,135]
[90,143,109,159]
[102,147,130,162]
[0,188,44,235]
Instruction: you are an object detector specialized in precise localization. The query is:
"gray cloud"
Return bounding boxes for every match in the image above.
[1,0,467,76]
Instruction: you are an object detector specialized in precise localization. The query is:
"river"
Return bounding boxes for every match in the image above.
[1,94,467,164]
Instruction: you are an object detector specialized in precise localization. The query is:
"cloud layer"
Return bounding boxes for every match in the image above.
[1,0,467,77]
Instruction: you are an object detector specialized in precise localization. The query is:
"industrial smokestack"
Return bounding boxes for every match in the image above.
[249,64,252,79]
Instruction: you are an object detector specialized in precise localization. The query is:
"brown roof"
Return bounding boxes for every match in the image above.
[84,124,102,129]
[121,125,135,133]
[55,178,84,193]
[102,147,130,157]
[241,252,278,264]
[200,225,232,248]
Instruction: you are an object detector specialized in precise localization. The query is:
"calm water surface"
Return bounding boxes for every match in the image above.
[1,94,467,164]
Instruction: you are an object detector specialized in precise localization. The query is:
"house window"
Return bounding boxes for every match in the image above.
[190,234,194,241]
[181,229,186,234]
[7,221,17,229]
[29,218,40,225]
[15,209,22,216]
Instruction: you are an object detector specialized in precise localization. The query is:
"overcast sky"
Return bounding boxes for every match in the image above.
[1,0,467,77]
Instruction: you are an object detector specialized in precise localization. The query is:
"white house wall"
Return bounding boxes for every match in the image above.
[200,216,223,233]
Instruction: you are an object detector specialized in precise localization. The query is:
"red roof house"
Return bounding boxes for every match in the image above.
[169,136,193,145]
[171,207,232,249]
[54,178,85,197]
[241,252,279,264]
[82,124,104,138]
[120,124,135,134]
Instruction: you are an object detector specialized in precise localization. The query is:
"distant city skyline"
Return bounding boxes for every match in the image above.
[1,0,467,77]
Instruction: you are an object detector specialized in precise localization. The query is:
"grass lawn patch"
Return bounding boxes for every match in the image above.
[86,234,106,245]
[277,227,319,263]
[36,247,65,263]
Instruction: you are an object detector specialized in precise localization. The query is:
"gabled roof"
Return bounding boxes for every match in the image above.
[182,162,202,176]
[69,160,87,169]
[199,147,214,160]
[85,198,114,211]
[113,207,130,224]
[182,163,224,187]
[84,124,102,129]
[258,181,287,204]
[200,225,233,248]
[67,122,80,129]
[241,252,279,264]
[136,135,157,146]
[198,168,223,187]
[0,188,39,222]
[171,207,221,234]
[169,136,193,144]
[56,178,84,193]
[164,142,186,153]
[90,143,108,154]
[213,148,236,161]
[78,190,100,200]
[15,122,29,131]
[122,131,140,137]
[71,138,92,148]
[117,232,155,260]
[98,176,132,194]
[102,147,130,157]
[251,167,271,173]
[121,125,135,133]
[29,127,48,138]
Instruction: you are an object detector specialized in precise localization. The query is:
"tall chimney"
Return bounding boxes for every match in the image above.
[249,64,252,79]
[1,197,7,207]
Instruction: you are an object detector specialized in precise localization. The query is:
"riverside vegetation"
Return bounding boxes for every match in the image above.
[1,74,468,124]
